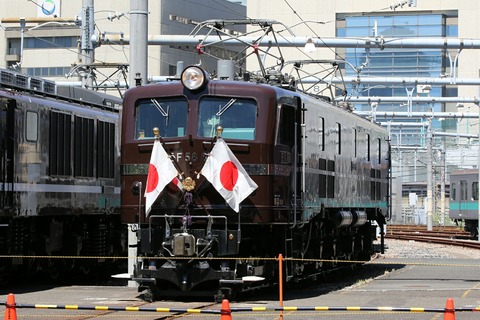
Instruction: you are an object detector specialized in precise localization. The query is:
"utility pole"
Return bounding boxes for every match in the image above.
[81,0,94,88]
[129,0,148,87]
[427,118,433,231]
[440,148,446,226]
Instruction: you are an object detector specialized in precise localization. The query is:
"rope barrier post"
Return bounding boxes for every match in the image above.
[4,293,17,320]
[220,299,232,320]
[278,253,283,320]
[443,298,455,320]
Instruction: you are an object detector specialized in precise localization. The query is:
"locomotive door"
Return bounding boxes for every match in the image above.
[278,100,303,280]
[0,98,14,209]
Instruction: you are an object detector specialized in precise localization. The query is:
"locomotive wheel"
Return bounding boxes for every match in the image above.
[47,259,61,281]
[214,285,239,302]
[79,265,92,276]
[0,264,12,287]
[63,259,75,272]
[25,250,38,274]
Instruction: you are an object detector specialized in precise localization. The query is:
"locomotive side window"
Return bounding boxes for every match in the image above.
[25,111,38,142]
[318,116,324,151]
[336,122,341,155]
[198,97,256,140]
[49,111,72,176]
[377,138,381,164]
[135,97,187,139]
[366,133,371,161]
[460,180,468,201]
[353,128,357,157]
[74,116,94,177]
[451,182,456,200]
[97,121,115,179]
[278,105,295,146]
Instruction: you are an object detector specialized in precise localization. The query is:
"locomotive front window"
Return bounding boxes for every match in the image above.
[198,97,256,140]
[135,97,188,139]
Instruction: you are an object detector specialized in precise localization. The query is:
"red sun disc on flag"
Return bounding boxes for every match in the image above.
[146,164,159,193]
[220,161,238,191]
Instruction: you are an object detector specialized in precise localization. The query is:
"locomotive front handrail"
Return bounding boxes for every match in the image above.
[148,214,228,235]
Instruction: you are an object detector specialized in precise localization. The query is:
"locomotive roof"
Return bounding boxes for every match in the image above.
[125,77,387,133]
[0,68,121,111]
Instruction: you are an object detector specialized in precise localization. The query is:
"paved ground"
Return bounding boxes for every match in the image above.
[1,256,479,319]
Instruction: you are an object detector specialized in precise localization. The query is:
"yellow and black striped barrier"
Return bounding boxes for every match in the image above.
[2,295,480,318]
[1,302,221,315]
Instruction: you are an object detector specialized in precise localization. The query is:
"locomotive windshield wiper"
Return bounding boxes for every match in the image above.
[151,99,170,129]
[216,98,237,117]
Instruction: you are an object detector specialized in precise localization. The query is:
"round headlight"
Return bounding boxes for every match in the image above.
[181,66,208,90]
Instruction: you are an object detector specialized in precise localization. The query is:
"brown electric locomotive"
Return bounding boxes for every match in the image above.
[120,64,390,301]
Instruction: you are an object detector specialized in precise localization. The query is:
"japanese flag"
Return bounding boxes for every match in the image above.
[145,140,178,216]
[201,138,258,212]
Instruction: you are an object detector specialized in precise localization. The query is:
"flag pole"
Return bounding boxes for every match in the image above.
[194,125,222,178]
[152,127,184,180]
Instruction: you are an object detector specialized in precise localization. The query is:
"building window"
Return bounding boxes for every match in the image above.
[24,36,78,49]
[336,12,458,145]
[26,67,70,77]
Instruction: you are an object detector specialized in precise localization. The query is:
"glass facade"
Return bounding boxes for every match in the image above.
[336,13,458,140]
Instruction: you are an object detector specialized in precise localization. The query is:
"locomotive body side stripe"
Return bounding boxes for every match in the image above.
[0,183,120,194]
[122,163,385,181]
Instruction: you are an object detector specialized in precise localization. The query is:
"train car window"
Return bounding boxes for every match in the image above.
[198,97,256,140]
[473,182,479,201]
[49,111,72,176]
[318,117,325,151]
[336,122,341,155]
[135,97,187,139]
[377,138,381,164]
[278,105,295,146]
[353,128,357,157]
[460,180,468,201]
[366,133,371,161]
[74,116,94,177]
[451,182,456,200]
[25,111,38,142]
[97,121,115,179]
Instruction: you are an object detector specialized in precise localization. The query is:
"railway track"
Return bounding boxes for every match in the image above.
[385,224,480,249]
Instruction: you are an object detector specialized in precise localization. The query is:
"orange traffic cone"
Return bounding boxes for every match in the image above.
[4,293,17,320]
[220,299,232,320]
[443,298,455,320]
